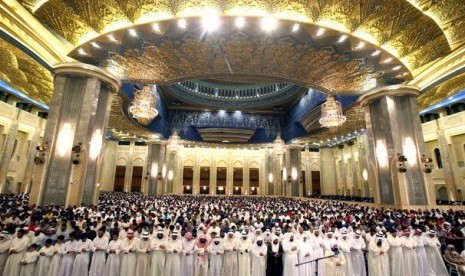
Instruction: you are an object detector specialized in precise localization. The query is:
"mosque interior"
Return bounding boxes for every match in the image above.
[1,0,465,207]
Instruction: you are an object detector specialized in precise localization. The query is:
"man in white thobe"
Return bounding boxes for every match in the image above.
[350,230,367,276]
[3,229,30,276]
[413,229,431,276]
[135,231,152,276]
[105,232,122,276]
[120,230,139,276]
[194,234,210,276]
[151,228,166,276]
[309,229,325,276]
[237,231,252,276]
[338,229,354,276]
[424,230,448,276]
[181,232,195,276]
[164,230,183,276]
[89,228,109,276]
[367,232,390,276]
[298,234,313,276]
[71,233,92,276]
[386,229,404,276]
[223,231,238,276]
[400,229,418,276]
[34,238,54,276]
[282,234,299,276]
[208,237,224,276]
[251,236,266,276]
[0,230,12,275]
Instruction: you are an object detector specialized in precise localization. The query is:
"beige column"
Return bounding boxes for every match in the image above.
[31,63,120,206]
[0,118,18,193]
[437,129,458,200]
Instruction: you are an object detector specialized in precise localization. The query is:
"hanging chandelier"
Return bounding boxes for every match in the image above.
[128,85,158,125]
[319,95,346,128]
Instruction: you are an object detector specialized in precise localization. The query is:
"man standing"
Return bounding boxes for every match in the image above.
[283,234,299,276]
[3,229,29,276]
[151,228,166,276]
[89,227,109,276]
[223,231,238,276]
[194,234,210,276]
[135,231,152,276]
[105,232,122,276]
[386,228,404,276]
[237,231,252,276]
[208,237,224,276]
[164,230,183,276]
[350,230,366,276]
[368,232,390,276]
[0,230,12,275]
[424,230,448,276]
[267,235,284,276]
[251,237,267,276]
[120,229,139,276]
[182,232,195,276]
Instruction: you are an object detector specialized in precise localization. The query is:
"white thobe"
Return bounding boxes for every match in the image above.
[151,237,166,276]
[208,242,224,276]
[386,234,405,276]
[71,239,92,276]
[338,238,353,276]
[309,235,325,275]
[48,243,63,276]
[282,240,299,276]
[367,239,390,276]
[0,238,12,275]
[19,251,39,276]
[164,238,182,276]
[350,237,367,276]
[182,239,195,276]
[414,235,431,276]
[222,237,238,276]
[401,236,419,276]
[194,244,209,276]
[89,236,108,276]
[324,250,346,276]
[120,237,139,276]
[135,238,152,276]
[237,238,252,276]
[34,245,54,276]
[424,236,448,276]
[105,239,122,276]
[58,240,77,276]
[251,243,266,276]
[298,239,313,276]
[29,234,44,247]
[3,236,29,276]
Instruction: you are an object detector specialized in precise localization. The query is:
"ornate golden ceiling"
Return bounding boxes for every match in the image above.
[417,71,465,110]
[18,0,457,74]
[0,37,53,103]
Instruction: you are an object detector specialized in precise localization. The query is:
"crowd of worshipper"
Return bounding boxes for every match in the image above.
[0,192,465,276]
[307,195,375,203]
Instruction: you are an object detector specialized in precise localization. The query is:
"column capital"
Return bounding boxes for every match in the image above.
[53,62,121,92]
[358,84,420,107]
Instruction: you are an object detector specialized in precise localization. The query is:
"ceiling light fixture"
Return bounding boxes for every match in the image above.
[261,16,278,32]
[319,95,346,128]
[178,18,187,29]
[128,29,137,37]
[78,48,87,55]
[383,57,393,63]
[235,17,245,28]
[107,34,117,42]
[338,35,348,43]
[316,28,325,36]
[202,13,220,31]
[90,42,100,49]
[355,41,365,49]
[152,22,161,33]
[393,65,401,71]
[371,50,381,56]
[128,85,158,125]
[292,23,300,32]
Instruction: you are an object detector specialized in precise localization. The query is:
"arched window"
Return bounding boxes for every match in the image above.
[434,148,443,169]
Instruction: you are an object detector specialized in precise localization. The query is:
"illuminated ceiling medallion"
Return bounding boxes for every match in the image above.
[128,85,158,126]
[319,95,346,128]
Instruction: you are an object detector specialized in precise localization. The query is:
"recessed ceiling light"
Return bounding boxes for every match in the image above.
[355,41,365,49]
[338,35,348,43]
[202,14,220,31]
[383,57,393,63]
[178,18,187,29]
[235,17,245,28]
[90,42,100,48]
[107,34,117,42]
[78,48,87,55]
[393,65,401,71]
[316,28,325,36]
[261,16,278,32]
[292,23,300,32]
[128,29,137,37]
[402,72,409,76]
[152,22,161,33]
[371,50,381,56]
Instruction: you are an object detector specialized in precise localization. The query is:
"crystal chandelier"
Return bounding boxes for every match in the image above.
[319,95,346,128]
[273,134,285,152]
[128,85,158,125]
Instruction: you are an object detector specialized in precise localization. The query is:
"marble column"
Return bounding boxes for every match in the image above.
[359,85,434,206]
[22,125,44,193]
[34,63,120,206]
[349,142,359,196]
[146,142,166,196]
[338,145,347,195]
[266,149,274,195]
[358,134,373,198]
[285,146,302,197]
[0,119,18,193]
[437,130,458,200]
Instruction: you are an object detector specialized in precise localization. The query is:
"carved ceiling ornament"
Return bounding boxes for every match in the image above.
[19,0,456,73]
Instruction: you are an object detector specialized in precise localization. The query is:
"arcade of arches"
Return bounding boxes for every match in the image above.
[1,0,465,208]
